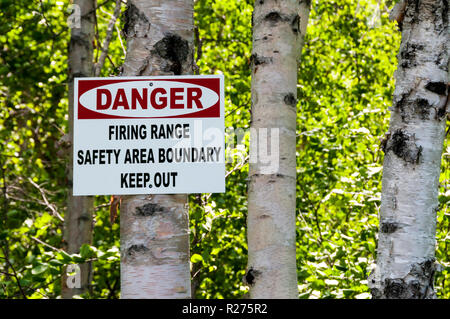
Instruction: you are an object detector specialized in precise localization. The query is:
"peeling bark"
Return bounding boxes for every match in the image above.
[119,0,194,299]
[369,0,449,299]
[62,0,95,299]
[244,267,261,286]
[247,0,311,299]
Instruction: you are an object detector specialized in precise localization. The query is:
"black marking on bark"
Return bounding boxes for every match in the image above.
[134,54,150,76]
[384,278,405,298]
[410,258,435,279]
[135,203,165,216]
[263,12,295,28]
[442,0,448,28]
[284,93,296,106]
[416,146,423,164]
[408,0,421,25]
[380,134,390,153]
[434,48,449,71]
[264,12,283,24]
[380,222,399,233]
[78,214,90,223]
[409,258,436,298]
[436,104,446,119]
[430,0,447,32]
[370,287,382,299]
[390,130,409,157]
[244,268,261,286]
[380,258,436,298]
[409,280,422,297]
[69,33,91,50]
[385,129,422,164]
[383,277,431,299]
[123,3,150,38]
[400,43,424,69]
[291,14,300,34]
[415,98,432,119]
[425,82,447,96]
[393,91,410,121]
[250,54,273,67]
[250,173,294,181]
[395,93,408,111]
[153,34,189,75]
[127,244,149,257]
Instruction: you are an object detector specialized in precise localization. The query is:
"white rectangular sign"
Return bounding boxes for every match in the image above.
[73,75,225,195]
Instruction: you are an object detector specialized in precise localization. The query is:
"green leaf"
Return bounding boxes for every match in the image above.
[48,259,63,266]
[80,244,93,259]
[56,251,73,263]
[31,263,48,275]
[191,254,203,263]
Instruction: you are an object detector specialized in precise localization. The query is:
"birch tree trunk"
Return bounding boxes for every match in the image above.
[246,0,311,299]
[119,0,194,299]
[369,0,449,299]
[62,0,95,298]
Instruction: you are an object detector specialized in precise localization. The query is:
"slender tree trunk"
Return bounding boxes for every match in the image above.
[62,0,95,298]
[119,0,194,299]
[369,0,449,299]
[246,0,311,298]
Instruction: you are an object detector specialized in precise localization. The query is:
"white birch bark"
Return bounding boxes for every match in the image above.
[119,0,194,299]
[62,0,95,298]
[246,0,311,299]
[369,0,449,299]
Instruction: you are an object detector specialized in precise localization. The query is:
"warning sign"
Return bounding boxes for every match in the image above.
[73,75,225,196]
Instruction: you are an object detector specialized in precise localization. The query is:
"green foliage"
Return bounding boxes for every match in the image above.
[0,0,122,298]
[296,0,450,299]
[1,0,449,299]
[435,141,450,299]
[295,0,398,299]
[190,0,252,298]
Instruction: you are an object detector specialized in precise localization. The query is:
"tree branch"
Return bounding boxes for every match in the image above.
[31,236,62,252]
[94,0,122,76]
[0,245,27,299]
[28,178,64,222]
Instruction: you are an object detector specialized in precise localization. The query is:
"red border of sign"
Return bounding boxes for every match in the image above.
[77,77,221,119]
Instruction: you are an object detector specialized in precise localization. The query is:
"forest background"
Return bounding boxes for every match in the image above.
[0,0,449,299]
